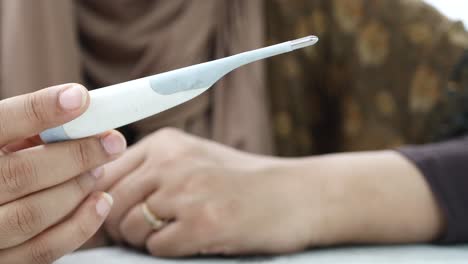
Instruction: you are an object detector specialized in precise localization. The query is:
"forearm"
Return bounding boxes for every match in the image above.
[282,150,445,246]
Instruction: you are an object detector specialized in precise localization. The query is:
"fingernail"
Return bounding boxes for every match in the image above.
[101,133,126,155]
[96,193,113,217]
[91,167,104,179]
[59,85,87,111]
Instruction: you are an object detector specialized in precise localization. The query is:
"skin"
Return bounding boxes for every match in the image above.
[99,128,444,257]
[0,83,127,263]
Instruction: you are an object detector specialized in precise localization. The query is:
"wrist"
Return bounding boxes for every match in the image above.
[262,156,359,247]
[300,155,364,246]
[309,151,444,245]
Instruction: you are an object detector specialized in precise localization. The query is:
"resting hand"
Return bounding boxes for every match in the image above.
[102,128,444,257]
[101,128,323,257]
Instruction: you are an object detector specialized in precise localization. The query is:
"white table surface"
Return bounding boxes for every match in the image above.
[57,245,468,264]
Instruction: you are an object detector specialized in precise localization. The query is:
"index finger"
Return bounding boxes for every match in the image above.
[0,83,89,145]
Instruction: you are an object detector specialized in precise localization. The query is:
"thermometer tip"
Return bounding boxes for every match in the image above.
[290,35,319,50]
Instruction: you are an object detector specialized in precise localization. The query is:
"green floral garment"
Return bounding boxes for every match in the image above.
[266,0,468,156]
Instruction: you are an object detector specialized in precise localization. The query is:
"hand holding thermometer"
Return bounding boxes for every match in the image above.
[40,36,319,143]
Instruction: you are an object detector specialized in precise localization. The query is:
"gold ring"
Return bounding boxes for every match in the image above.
[141,203,166,230]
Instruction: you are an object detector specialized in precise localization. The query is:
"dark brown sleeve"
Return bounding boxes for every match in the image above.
[398,136,468,244]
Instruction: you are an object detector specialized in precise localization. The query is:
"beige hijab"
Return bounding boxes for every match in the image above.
[0,0,272,154]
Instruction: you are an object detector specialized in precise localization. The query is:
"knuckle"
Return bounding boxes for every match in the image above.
[24,92,49,125]
[6,201,41,237]
[157,148,195,174]
[30,239,55,264]
[152,128,202,165]
[0,156,37,194]
[156,127,182,139]
[156,128,191,150]
[69,140,95,171]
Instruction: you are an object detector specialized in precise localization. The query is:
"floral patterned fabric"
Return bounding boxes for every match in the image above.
[266,0,468,156]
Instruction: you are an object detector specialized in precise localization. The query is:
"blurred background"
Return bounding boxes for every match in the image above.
[266,0,468,156]
[3,0,468,158]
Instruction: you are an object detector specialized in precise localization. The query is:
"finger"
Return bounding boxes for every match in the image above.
[145,191,177,221]
[105,150,198,242]
[119,204,154,248]
[1,136,43,153]
[94,141,146,192]
[120,195,175,248]
[105,164,157,242]
[0,83,89,145]
[0,192,113,264]
[0,171,101,249]
[0,130,126,204]
[146,222,201,257]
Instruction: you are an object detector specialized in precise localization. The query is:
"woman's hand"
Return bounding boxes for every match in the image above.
[102,129,444,258]
[100,128,326,257]
[0,84,127,263]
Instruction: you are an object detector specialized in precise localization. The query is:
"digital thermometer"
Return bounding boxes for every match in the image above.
[40,36,319,143]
